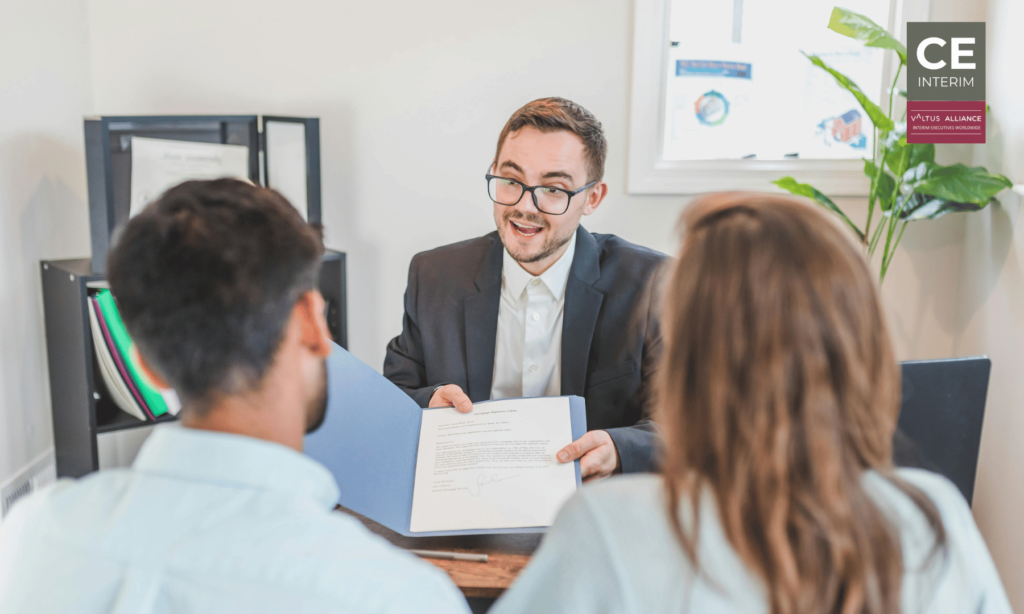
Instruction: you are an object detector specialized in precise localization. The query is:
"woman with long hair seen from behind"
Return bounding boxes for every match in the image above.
[492,193,1011,614]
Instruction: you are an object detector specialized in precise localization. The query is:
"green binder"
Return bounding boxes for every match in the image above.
[95,290,168,417]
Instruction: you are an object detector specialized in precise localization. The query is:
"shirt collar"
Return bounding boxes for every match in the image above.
[502,231,577,301]
[132,424,340,509]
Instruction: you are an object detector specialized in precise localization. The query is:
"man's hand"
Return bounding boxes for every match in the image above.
[428,384,473,413]
[557,430,621,482]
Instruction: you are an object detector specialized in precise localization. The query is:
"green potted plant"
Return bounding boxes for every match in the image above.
[774,7,1012,284]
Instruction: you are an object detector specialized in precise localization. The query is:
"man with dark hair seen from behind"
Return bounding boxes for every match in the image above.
[385,98,666,479]
[0,179,469,614]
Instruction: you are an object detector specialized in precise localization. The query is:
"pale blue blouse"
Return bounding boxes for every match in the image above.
[493,469,1012,614]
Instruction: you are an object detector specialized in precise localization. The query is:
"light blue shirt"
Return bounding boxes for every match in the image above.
[0,425,469,614]
[492,470,1012,614]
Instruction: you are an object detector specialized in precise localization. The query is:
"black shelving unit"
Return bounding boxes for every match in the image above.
[84,115,322,274]
[43,114,343,478]
[42,252,347,478]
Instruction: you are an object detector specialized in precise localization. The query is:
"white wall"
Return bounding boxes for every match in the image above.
[881,0,1024,604]
[1,0,1019,606]
[0,1,94,488]
[83,0,686,372]
[957,0,1024,603]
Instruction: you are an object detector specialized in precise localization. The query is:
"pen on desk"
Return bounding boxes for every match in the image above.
[409,549,489,563]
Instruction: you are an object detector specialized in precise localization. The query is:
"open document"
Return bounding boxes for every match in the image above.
[304,343,586,536]
[410,398,577,532]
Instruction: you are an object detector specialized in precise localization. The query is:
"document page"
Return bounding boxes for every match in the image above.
[130,137,250,216]
[409,397,577,533]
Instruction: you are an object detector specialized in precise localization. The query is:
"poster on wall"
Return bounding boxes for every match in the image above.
[663,49,755,160]
[663,44,879,161]
[663,0,889,161]
[796,48,877,159]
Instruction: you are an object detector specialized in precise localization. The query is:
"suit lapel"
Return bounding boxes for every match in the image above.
[561,227,603,397]
[464,235,503,402]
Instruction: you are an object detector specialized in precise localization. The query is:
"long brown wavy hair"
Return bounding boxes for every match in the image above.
[657,193,946,614]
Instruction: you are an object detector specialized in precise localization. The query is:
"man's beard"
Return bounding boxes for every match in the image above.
[500,210,573,264]
[304,359,329,435]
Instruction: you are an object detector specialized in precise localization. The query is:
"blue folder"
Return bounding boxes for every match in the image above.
[305,343,587,537]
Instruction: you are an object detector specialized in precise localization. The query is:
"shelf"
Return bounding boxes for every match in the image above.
[42,252,344,477]
[96,410,178,434]
[46,115,339,477]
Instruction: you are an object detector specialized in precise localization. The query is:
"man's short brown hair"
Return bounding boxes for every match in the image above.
[107,179,324,414]
[494,97,608,183]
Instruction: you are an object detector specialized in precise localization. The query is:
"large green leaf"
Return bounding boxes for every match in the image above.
[773,176,865,241]
[828,7,908,64]
[888,192,989,221]
[882,127,933,176]
[907,142,935,168]
[903,162,1012,204]
[803,53,894,131]
[884,135,910,177]
[863,159,896,211]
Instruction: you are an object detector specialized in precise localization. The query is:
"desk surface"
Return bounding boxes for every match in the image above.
[338,507,541,598]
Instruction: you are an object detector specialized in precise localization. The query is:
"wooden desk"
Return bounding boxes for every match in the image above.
[337,507,541,598]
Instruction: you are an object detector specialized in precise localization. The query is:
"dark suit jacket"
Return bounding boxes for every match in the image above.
[383,226,667,473]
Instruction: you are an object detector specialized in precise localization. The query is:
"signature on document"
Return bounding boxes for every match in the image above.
[468,473,520,497]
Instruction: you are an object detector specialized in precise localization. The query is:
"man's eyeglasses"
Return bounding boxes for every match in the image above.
[485,173,597,215]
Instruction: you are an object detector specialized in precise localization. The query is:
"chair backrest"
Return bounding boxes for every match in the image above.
[895,357,991,505]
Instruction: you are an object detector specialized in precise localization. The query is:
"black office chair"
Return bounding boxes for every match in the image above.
[895,357,991,506]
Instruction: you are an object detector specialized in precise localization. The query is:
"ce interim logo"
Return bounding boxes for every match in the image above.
[906,22,986,144]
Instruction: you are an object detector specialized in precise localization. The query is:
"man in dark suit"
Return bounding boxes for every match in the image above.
[384,98,666,479]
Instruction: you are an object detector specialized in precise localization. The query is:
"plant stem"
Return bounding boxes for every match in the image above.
[868,212,887,255]
[888,63,902,120]
[873,61,905,279]
[880,219,896,282]
[865,138,883,248]
[879,221,908,283]
[879,180,907,284]
[887,222,908,269]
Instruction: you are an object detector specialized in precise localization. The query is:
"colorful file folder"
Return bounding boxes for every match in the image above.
[305,343,587,537]
[87,289,170,421]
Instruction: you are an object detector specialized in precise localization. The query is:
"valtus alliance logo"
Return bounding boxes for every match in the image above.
[906,22,986,144]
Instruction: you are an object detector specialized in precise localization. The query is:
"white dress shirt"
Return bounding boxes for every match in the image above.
[492,469,1012,614]
[0,424,469,614]
[491,232,577,400]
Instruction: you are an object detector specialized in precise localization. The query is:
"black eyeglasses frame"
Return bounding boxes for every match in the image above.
[484,172,598,216]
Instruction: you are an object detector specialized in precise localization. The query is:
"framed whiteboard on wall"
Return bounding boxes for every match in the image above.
[626,0,932,195]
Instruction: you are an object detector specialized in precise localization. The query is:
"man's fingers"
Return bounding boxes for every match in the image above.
[428,386,450,408]
[442,386,474,413]
[557,432,601,463]
[557,441,582,464]
[581,443,620,482]
[580,452,601,480]
[559,431,620,481]
[428,385,473,413]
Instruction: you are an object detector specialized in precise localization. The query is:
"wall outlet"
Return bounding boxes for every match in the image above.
[1,449,57,519]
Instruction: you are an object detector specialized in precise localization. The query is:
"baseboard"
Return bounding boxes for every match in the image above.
[1,449,57,519]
